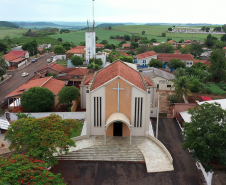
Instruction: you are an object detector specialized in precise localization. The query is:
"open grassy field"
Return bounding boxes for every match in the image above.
[0,26,11,30]
[0,28,28,39]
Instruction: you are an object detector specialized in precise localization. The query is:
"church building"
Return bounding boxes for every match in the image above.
[80,60,157,143]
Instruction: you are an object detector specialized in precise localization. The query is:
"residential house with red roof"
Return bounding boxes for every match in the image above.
[136,51,158,67]
[122,44,131,49]
[9,51,29,59]
[3,53,26,68]
[80,60,157,140]
[157,54,194,68]
[5,77,66,110]
[193,60,210,66]
[56,68,90,88]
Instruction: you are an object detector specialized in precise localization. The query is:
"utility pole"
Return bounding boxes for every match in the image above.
[33,47,34,56]
[156,92,160,139]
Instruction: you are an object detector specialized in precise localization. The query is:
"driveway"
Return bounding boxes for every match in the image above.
[0,53,53,105]
[50,118,204,185]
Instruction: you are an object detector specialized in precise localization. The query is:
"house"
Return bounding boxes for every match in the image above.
[193,60,211,66]
[122,44,131,49]
[120,52,130,57]
[5,77,66,110]
[56,68,90,88]
[157,54,194,68]
[80,60,157,139]
[167,40,177,44]
[141,67,175,90]
[136,51,158,67]
[152,42,161,46]
[96,44,105,48]
[184,40,192,43]
[3,53,26,68]
[34,62,66,78]
[66,47,85,57]
[9,51,29,59]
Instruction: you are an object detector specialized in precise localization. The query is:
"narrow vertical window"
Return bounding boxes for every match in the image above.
[100,97,102,126]
[94,97,96,126]
[137,98,140,127]
[134,97,137,127]
[97,97,99,126]
[140,98,143,127]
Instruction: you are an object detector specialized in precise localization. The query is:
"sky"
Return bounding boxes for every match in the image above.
[0,0,225,24]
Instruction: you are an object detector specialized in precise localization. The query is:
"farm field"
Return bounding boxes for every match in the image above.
[0,28,28,39]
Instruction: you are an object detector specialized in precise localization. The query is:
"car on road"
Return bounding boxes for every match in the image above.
[32,58,37,63]
[22,72,29,77]
[47,58,53,63]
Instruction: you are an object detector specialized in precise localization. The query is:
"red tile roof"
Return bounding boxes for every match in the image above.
[66,68,89,76]
[66,47,85,54]
[122,44,131,48]
[3,53,19,61]
[75,46,86,49]
[36,63,66,72]
[184,40,192,43]
[137,51,158,60]
[120,52,130,57]
[9,51,28,57]
[6,77,66,98]
[143,76,153,86]
[96,44,105,47]
[84,74,94,85]
[193,60,210,66]
[174,50,180,54]
[91,60,152,91]
[223,47,226,50]
[181,45,186,48]
[167,40,176,44]
[38,48,43,51]
[157,54,194,61]
[11,57,25,63]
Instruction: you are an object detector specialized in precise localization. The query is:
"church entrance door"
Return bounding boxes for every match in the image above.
[113,122,122,136]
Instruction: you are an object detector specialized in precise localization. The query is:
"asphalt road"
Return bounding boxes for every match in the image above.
[50,119,204,185]
[0,53,53,104]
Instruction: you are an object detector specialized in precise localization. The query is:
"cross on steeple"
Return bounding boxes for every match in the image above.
[112,83,124,112]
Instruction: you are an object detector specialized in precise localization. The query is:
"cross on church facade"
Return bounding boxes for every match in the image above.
[112,83,124,112]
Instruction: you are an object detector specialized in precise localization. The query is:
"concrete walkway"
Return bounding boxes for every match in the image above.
[57,136,173,173]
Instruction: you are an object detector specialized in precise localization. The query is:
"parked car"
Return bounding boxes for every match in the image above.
[32,58,37,63]
[22,72,29,77]
[47,58,53,63]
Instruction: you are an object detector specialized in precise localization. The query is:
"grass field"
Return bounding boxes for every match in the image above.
[0,28,28,39]
[0,26,11,30]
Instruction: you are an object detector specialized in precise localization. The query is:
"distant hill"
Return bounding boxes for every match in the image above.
[0,21,19,28]
[13,22,61,27]
[97,23,125,28]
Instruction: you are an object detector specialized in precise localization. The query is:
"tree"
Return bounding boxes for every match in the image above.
[71,55,83,66]
[22,40,38,56]
[124,35,130,41]
[150,38,157,42]
[161,33,166,37]
[209,49,226,81]
[58,86,80,105]
[136,45,149,54]
[191,61,207,70]
[0,42,7,54]
[96,36,99,41]
[148,58,163,68]
[0,57,8,78]
[57,38,62,42]
[206,27,210,32]
[183,102,226,171]
[168,58,186,69]
[5,114,78,166]
[0,154,66,184]
[100,40,108,45]
[53,45,65,54]
[153,43,175,53]
[61,42,71,51]
[213,27,222,32]
[171,76,192,102]
[87,62,100,70]
[109,26,112,30]
[189,77,201,93]
[221,34,226,42]
[142,31,145,35]
[222,24,226,33]
[201,26,206,31]
[21,87,54,112]
[214,40,224,49]
[178,39,184,43]
[189,43,204,58]
[168,28,172,31]
[130,41,139,49]
[89,58,103,66]
[115,55,134,63]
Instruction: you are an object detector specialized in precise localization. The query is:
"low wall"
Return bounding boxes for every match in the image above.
[5,112,86,121]
[147,134,173,163]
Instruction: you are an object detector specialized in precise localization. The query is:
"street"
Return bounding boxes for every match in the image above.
[0,53,54,105]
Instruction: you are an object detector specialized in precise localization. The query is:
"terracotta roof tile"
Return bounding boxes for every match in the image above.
[36,63,65,72]
[193,60,211,66]
[157,54,194,61]
[123,44,131,47]
[11,57,25,63]
[84,74,94,85]
[9,51,28,57]
[67,68,89,76]
[91,60,151,91]
[167,40,176,43]
[75,46,86,49]
[143,76,153,86]
[96,44,105,47]
[120,52,130,57]
[6,77,66,98]
[3,53,19,61]
[137,51,157,60]
[66,48,85,54]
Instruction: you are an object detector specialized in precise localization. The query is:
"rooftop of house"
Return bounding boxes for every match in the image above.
[157,54,194,61]
[122,44,131,47]
[120,52,130,57]
[141,67,175,80]
[137,51,158,60]
[6,77,66,98]
[86,60,153,91]
[66,47,85,54]
[3,53,20,61]
[36,62,66,73]
[193,60,211,66]
[61,68,90,76]
[167,40,177,44]
[96,44,105,47]
[9,51,28,57]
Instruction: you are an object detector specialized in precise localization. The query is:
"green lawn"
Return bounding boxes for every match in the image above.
[0,28,28,39]
[70,122,83,138]
[56,60,67,67]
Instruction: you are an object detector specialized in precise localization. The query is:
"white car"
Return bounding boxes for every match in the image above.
[22,72,29,77]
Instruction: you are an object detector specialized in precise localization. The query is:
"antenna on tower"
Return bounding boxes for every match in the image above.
[93,0,95,31]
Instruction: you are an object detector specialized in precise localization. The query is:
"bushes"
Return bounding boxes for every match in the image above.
[202,83,226,95]
[168,95,180,104]
[218,81,226,91]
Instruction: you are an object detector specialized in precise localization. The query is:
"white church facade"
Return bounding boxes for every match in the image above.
[80,60,157,143]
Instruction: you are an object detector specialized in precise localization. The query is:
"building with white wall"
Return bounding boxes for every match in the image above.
[136,51,158,67]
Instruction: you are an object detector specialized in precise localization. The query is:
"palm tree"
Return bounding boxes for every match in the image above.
[172,76,192,102]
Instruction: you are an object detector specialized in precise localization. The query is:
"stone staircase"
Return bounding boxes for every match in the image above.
[56,136,145,162]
